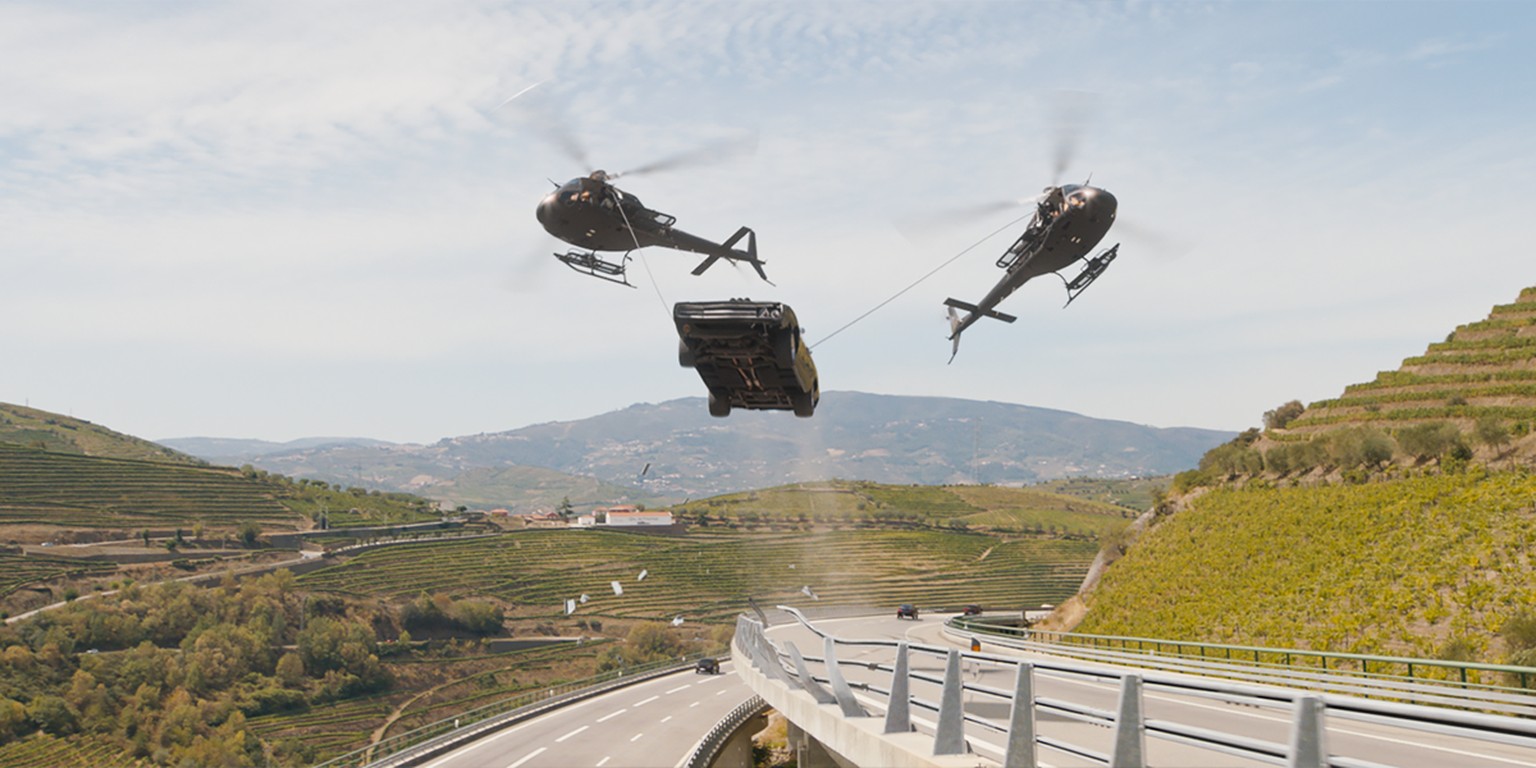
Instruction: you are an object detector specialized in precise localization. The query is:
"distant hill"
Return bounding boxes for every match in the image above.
[173,391,1231,509]
[158,436,394,465]
[1,402,198,464]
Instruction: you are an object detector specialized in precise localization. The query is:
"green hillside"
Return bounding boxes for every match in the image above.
[670,480,1133,539]
[0,442,435,534]
[0,402,195,464]
[1078,287,1536,668]
[299,527,1096,622]
[1078,470,1536,662]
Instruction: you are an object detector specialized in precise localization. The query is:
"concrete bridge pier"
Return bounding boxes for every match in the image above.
[787,721,854,768]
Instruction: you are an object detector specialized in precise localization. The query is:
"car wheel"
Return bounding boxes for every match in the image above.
[792,392,814,418]
[773,328,797,367]
[678,339,697,368]
[708,393,731,418]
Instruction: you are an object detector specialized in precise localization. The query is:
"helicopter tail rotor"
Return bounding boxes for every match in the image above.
[690,226,771,283]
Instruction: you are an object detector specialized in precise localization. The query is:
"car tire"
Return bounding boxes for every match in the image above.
[708,393,731,418]
[773,328,797,367]
[792,392,814,418]
[678,339,697,368]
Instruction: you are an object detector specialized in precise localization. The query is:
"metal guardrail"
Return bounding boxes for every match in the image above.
[957,616,1536,688]
[735,607,1536,768]
[684,694,769,768]
[949,616,1536,715]
[326,654,710,768]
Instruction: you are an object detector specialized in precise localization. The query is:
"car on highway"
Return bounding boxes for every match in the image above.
[961,604,983,616]
[695,657,721,674]
[896,604,919,620]
[674,299,819,418]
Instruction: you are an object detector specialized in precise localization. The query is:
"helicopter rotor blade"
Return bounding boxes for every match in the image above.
[1048,90,1098,184]
[610,132,759,180]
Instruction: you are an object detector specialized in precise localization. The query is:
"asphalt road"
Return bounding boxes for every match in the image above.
[419,661,754,768]
[768,613,1536,768]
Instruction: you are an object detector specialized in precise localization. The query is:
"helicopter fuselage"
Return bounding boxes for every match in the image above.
[945,183,1118,353]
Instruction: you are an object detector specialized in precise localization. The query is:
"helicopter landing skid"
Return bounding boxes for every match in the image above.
[1061,243,1119,307]
[555,250,635,288]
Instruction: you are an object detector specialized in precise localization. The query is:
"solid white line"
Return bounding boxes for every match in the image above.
[596,759,610,768]
[555,725,588,743]
[630,732,644,742]
[634,695,659,706]
[507,747,547,768]
[666,684,691,694]
[696,675,722,684]
[596,708,627,723]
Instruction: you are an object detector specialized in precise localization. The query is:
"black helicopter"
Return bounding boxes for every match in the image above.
[536,169,769,287]
[944,181,1120,360]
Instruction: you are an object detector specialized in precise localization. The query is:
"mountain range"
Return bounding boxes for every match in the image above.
[161,391,1232,510]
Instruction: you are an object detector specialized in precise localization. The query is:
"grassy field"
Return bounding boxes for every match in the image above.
[0,402,196,465]
[1079,469,1536,664]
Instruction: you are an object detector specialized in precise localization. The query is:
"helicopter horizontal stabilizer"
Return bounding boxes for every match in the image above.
[942,298,1017,324]
[947,306,963,363]
[690,226,770,283]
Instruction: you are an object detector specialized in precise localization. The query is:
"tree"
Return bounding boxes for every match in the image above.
[1263,400,1306,430]
[557,497,575,519]
[1476,415,1511,454]
[239,521,262,547]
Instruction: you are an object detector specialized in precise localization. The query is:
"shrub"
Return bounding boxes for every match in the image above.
[1397,422,1463,460]
[1264,401,1306,430]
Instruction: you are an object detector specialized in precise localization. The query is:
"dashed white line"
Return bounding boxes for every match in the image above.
[596,759,610,768]
[666,684,691,694]
[555,725,588,743]
[660,715,673,723]
[596,709,627,723]
[630,733,644,742]
[689,701,701,707]
[634,695,660,707]
[715,689,728,696]
[507,747,547,768]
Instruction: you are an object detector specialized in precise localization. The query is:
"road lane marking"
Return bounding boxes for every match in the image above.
[634,695,659,706]
[555,725,588,742]
[661,715,673,723]
[596,759,610,767]
[666,684,691,694]
[630,733,644,742]
[716,689,728,695]
[696,675,722,684]
[689,701,701,707]
[507,747,546,768]
[596,708,627,723]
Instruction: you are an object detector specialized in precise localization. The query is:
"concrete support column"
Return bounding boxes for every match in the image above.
[787,721,849,768]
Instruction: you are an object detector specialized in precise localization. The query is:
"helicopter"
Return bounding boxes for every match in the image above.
[535,170,768,287]
[944,181,1120,361]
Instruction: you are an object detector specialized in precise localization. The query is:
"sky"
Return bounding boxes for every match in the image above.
[3,1,1535,445]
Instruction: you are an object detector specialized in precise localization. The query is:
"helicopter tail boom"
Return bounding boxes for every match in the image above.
[690,226,770,283]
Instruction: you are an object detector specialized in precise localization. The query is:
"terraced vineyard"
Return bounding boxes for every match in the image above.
[1282,286,1536,436]
[0,402,195,464]
[0,732,152,768]
[0,551,115,599]
[299,528,1094,621]
[0,442,299,529]
[676,480,1131,538]
[1079,469,1536,662]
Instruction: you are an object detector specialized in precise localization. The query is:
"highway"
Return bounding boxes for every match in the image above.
[418,661,754,768]
[766,612,1536,768]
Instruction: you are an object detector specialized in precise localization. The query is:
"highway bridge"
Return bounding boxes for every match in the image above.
[354,609,1536,768]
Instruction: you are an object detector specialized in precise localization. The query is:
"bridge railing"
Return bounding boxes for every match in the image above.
[735,607,1536,768]
[949,616,1536,717]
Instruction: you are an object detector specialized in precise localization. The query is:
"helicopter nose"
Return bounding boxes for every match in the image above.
[1091,188,1117,220]
[536,193,558,230]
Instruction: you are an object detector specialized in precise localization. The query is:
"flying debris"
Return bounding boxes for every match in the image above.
[611,581,624,596]
[637,569,648,581]
[564,599,577,615]
[579,594,590,604]
[671,616,685,627]
[801,586,819,601]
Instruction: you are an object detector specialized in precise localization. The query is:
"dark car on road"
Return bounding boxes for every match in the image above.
[695,657,721,674]
[896,604,919,620]
[961,604,983,616]
[675,299,819,418]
